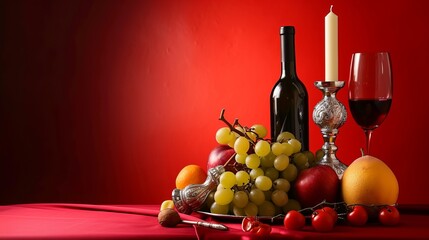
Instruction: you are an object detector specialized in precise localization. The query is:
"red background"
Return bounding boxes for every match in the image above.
[0,0,428,205]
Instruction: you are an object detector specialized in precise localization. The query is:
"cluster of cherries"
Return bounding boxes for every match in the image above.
[241,204,400,235]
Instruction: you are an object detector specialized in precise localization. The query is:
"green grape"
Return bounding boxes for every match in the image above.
[235,170,250,186]
[245,154,261,169]
[227,136,237,148]
[273,154,290,171]
[281,164,298,182]
[255,176,272,191]
[229,202,234,213]
[249,188,265,205]
[210,202,230,214]
[232,206,246,216]
[214,188,234,205]
[246,131,257,142]
[282,142,294,156]
[204,191,216,211]
[234,136,250,154]
[264,167,279,181]
[217,184,227,191]
[276,132,295,143]
[260,152,275,168]
[293,152,308,166]
[235,153,247,164]
[297,163,309,171]
[315,149,324,162]
[271,190,288,207]
[293,152,309,170]
[303,150,316,167]
[220,171,236,189]
[258,201,276,217]
[244,202,258,216]
[254,140,271,157]
[273,178,290,192]
[263,190,272,201]
[249,168,264,181]
[288,139,302,153]
[282,198,301,213]
[232,190,249,208]
[251,124,267,138]
[215,127,234,145]
[271,142,286,156]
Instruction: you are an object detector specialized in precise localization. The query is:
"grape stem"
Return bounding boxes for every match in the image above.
[218,109,245,137]
[218,109,257,145]
[299,200,346,215]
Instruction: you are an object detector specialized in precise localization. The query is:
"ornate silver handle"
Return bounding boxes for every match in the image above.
[182,220,229,231]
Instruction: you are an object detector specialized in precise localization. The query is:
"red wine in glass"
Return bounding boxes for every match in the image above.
[348,52,392,154]
[349,99,392,130]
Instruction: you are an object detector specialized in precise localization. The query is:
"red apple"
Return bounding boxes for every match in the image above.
[207,145,236,171]
[294,165,340,208]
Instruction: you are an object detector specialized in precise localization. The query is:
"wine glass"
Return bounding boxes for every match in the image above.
[348,52,392,155]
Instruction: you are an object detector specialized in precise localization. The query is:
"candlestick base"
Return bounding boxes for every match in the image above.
[312,81,348,179]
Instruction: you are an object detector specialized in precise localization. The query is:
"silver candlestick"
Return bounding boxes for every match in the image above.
[312,81,348,179]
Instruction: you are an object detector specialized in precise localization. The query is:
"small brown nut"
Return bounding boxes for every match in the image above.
[158,208,182,227]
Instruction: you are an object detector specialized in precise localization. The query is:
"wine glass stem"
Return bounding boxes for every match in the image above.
[364,129,373,155]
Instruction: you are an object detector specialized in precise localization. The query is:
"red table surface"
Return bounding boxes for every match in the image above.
[0,203,428,239]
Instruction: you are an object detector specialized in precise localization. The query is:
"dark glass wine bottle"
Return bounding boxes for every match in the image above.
[270,26,309,150]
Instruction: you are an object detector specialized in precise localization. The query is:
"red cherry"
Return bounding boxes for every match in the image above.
[312,211,335,232]
[347,205,368,226]
[284,210,306,230]
[379,206,400,226]
[255,223,272,236]
[241,217,257,232]
[320,207,338,223]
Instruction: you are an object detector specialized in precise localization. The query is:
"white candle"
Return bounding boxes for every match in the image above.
[325,5,338,81]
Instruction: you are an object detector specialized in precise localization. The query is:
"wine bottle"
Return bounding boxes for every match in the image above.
[270,26,309,150]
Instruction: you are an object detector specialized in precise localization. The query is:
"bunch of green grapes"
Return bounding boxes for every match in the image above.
[208,120,321,217]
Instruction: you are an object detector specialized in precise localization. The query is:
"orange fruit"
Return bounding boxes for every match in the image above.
[342,155,399,205]
[175,164,207,190]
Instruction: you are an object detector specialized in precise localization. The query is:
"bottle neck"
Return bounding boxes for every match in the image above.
[280,31,297,79]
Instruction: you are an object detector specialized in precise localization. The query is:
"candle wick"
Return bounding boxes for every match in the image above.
[330,5,333,12]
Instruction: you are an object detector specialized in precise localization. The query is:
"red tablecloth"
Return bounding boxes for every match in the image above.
[0,203,428,239]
